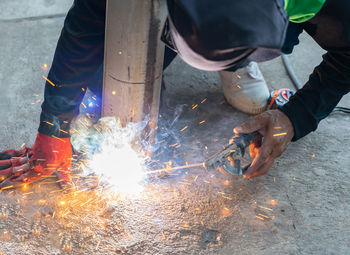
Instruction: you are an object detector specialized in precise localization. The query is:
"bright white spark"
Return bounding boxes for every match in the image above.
[88,139,146,195]
[71,117,147,195]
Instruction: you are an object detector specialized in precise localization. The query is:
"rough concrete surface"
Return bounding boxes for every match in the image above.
[0,0,71,20]
[1,1,350,255]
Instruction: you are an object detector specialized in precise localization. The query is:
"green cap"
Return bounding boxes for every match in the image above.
[284,0,326,23]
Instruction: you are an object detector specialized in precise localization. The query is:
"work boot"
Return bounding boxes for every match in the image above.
[219,61,270,114]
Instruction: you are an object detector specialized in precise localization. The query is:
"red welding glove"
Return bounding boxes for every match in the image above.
[0,133,72,186]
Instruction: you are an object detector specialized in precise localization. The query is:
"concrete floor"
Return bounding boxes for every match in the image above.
[1,1,350,254]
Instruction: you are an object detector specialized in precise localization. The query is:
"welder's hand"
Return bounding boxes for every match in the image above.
[234,110,294,178]
[0,133,72,185]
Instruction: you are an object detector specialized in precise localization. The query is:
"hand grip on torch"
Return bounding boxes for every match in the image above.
[146,132,260,177]
[204,131,260,176]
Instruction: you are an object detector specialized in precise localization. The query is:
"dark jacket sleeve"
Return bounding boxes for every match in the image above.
[38,0,106,138]
[279,51,350,141]
[279,0,350,141]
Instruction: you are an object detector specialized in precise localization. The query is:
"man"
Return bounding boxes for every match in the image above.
[0,0,349,185]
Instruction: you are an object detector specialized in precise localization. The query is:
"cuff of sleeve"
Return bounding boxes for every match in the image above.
[38,111,71,138]
[278,97,318,141]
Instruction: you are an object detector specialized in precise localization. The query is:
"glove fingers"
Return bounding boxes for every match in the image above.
[0,157,28,177]
[12,163,31,176]
[11,157,28,167]
[0,157,27,167]
[0,153,13,160]
[11,168,42,183]
[0,167,14,181]
[0,163,30,182]
[0,161,11,170]
[1,149,27,158]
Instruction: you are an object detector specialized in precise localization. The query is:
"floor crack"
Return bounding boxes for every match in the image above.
[285,191,303,255]
[0,13,66,24]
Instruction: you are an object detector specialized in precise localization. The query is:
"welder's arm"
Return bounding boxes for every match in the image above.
[39,0,106,138]
[279,50,350,141]
[0,0,106,187]
[235,50,350,178]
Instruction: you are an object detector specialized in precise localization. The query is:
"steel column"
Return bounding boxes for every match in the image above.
[102,0,166,144]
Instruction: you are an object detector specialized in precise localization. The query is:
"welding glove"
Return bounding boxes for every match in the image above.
[234,110,294,178]
[0,133,72,186]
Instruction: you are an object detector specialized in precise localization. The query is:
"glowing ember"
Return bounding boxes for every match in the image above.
[161,231,166,240]
[273,132,287,137]
[22,184,29,191]
[269,200,277,206]
[255,215,265,221]
[64,244,71,251]
[33,229,39,236]
[180,126,188,132]
[222,207,231,217]
[41,75,55,87]
[258,205,273,211]
[258,213,269,219]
